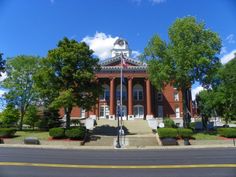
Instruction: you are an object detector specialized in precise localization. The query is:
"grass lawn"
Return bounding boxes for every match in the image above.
[193,133,219,140]
[13,130,49,141]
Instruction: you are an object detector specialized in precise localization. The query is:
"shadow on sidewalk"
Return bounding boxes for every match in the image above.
[92,125,133,136]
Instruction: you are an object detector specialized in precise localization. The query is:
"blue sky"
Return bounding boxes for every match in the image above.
[0,0,236,102]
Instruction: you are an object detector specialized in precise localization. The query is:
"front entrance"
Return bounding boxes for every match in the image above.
[116,105,127,120]
[134,105,144,119]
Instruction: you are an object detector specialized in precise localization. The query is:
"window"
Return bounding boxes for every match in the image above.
[133,105,144,118]
[100,84,110,100]
[157,92,163,102]
[99,105,109,118]
[175,106,180,118]
[157,105,163,117]
[133,84,143,101]
[174,92,179,101]
[80,109,86,118]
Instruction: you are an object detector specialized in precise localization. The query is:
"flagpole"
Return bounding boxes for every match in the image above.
[116,54,123,148]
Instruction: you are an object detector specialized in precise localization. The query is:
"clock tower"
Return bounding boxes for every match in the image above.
[111,38,131,57]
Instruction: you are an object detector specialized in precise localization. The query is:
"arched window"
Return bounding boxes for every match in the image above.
[100,84,110,100]
[116,84,127,101]
[133,84,143,101]
[133,105,144,118]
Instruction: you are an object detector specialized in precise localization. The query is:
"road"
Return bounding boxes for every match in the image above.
[0,147,235,177]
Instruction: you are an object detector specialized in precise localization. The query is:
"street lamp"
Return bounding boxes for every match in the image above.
[116,102,121,148]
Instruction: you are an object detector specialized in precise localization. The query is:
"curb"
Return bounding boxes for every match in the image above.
[0,144,235,150]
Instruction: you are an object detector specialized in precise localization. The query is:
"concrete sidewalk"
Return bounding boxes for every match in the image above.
[1,136,235,150]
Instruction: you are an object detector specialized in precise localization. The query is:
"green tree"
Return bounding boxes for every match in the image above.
[1,56,41,130]
[142,16,221,128]
[34,37,101,129]
[0,103,19,127]
[24,105,40,130]
[217,57,236,122]
[0,53,5,75]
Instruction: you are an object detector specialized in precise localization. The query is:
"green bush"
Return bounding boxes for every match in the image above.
[163,118,176,128]
[218,128,236,138]
[158,128,178,139]
[178,128,193,138]
[65,126,86,140]
[49,128,65,139]
[0,128,17,138]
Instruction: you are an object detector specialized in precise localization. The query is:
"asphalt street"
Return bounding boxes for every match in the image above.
[0,147,235,177]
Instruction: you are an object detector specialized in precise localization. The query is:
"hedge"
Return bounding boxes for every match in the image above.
[49,128,65,139]
[65,126,86,140]
[218,128,236,138]
[178,128,193,138]
[163,118,176,128]
[0,128,17,138]
[158,128,178,138]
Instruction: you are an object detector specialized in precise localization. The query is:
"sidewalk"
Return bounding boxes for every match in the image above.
[1,136,235,150]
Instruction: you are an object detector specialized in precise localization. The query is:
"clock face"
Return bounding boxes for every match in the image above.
[118,40,124,46]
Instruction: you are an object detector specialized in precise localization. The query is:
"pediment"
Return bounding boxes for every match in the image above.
[99,56,146,67]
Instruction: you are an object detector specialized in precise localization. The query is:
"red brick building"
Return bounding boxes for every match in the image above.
[61,38,192,126]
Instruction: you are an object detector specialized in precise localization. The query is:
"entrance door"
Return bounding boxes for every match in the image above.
[116,105,127,120]
[134,105,144,119]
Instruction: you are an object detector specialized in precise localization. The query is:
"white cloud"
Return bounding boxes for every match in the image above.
[82,32,118,60]
[191,86,204,101]
[0,90,5,97]
[132,0,142,5]
[220,46,227,55]
[0,72,7,82]
[226,34,235,44]
[150,0,166,4]
[220,49,236,64]
[132,51,141,58]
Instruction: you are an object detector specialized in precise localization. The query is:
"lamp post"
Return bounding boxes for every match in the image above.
[116,101,121,148]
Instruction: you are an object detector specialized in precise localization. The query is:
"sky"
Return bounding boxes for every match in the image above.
[0,0,236,102]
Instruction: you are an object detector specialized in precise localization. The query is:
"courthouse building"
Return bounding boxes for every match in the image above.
[64,38,192,125]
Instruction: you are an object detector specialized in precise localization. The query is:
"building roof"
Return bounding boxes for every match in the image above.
[98,54,147,72]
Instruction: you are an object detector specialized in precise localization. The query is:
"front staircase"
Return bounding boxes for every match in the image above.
[94,119,153,135]
[85,119,158,147]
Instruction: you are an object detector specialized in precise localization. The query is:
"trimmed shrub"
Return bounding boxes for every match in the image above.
[65,126,86,140]
[163,118,176,128]
[49,128,65,139]
[178,128,193,138]
[0,128,17,138]
[158,128,178,139]
[218,128,236,138]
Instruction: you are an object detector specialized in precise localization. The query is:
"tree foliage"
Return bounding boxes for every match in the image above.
[24,105,40,130]
[0,104,19,127]
[34,37,101,128]
[0,53,5,75]
[196,56,236,124]
[142,16,221,127]
[1,56,41,130]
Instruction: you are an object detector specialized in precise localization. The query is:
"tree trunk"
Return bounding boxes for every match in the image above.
[19,109,25,131]
[182,87,190,128]
[65,107,72,129]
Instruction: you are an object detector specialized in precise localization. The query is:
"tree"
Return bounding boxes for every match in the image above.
[142,16,221,128]
[0,103,19,127]
[215,57,236,123]
[1,56,41,130]
[24,105,40,130]
[0,53,5,75]
[34,37,101,129]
